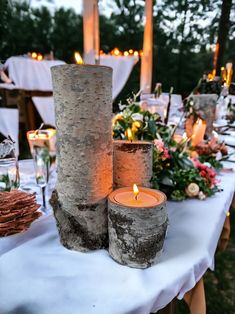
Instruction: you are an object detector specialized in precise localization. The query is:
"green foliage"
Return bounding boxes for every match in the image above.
[198,155,223,171]
[112,94,171,141]
[152,139,220,201]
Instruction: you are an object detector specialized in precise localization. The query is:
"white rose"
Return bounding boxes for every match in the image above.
[185,183,200,197]
[198,191,206,200]
[132,113,143,121]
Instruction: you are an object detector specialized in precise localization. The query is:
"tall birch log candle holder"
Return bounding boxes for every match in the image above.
[113,140,153,188]
[50,64,113,251]
[108,185,168,268]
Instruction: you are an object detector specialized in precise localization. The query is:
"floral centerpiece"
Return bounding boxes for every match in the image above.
[112,93,171,141]
[152,138,220,201]
[112,93,222,201]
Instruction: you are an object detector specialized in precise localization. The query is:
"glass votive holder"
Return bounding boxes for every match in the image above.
[27,129,56,158]
[147,98,165,121]
[140,93,155,111]
[0,158,20,191]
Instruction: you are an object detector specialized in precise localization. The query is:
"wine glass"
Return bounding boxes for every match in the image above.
[34,147,50,213]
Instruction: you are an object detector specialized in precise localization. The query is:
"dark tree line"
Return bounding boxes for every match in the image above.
[0,0,234,102]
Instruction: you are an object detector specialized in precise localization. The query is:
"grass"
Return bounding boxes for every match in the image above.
[175,208,235,314]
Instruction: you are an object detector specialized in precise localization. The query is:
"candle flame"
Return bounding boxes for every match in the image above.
[37,54,43,61]
[75,52,84,64]
[124,51,129,56]
[112,48,120,56]
[126,128,133,141]
[133,184,139,200]
[31,52,37,59]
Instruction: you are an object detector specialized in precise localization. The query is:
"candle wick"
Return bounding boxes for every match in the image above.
[135,195,138,201]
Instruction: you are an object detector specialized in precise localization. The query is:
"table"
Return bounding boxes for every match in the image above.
[4,56,65,91]
[0,157,234,314]
[1,57,65,128]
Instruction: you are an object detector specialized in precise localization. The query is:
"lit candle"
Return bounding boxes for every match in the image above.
[27,129,56,156]
[113,140,153,188]
[112,185,164,208]
[74,52,84,64]
[108,186,168,268]
[31,52,37,59]
[37,54,43,61]
[191,118,206,147]
[225,63,233,86]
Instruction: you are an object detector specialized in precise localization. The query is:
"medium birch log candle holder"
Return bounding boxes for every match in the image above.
[113,140,153,188]
[50,64,113,251]
[108,186,168,268]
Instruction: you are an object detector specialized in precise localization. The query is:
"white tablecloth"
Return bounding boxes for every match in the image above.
[100,55,139,99]
[0,158,234,313]
[4,57,65,91]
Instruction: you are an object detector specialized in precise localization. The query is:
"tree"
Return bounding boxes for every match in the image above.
[215,0,233,74]
[51,8,83,62]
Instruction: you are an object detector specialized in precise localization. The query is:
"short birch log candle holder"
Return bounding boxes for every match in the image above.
[113,140,153,188]
[50,64,113,252]
[108,186,168,268]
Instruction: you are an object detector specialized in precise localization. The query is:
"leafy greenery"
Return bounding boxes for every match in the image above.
[198,155,223,171]
[112,95,171,141]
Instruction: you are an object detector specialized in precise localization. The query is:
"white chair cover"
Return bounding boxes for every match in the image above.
[32,97,55,127]
[100,55,139,99]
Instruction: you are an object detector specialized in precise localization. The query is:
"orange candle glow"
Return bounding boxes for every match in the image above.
[225,63,233,86]
[31,52,37,59]
[37,54,43,61]
[110,186,166,208]
[74,52,84,64]
[27,129,56,156]
[133,184,139,200]
[191,119,206,146]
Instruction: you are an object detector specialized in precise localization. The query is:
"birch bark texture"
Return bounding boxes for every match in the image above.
[50,64,113,251]
[113,140,153,188]
[108,188,168,268]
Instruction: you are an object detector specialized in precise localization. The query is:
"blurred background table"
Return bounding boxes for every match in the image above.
[0,56,65,130]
